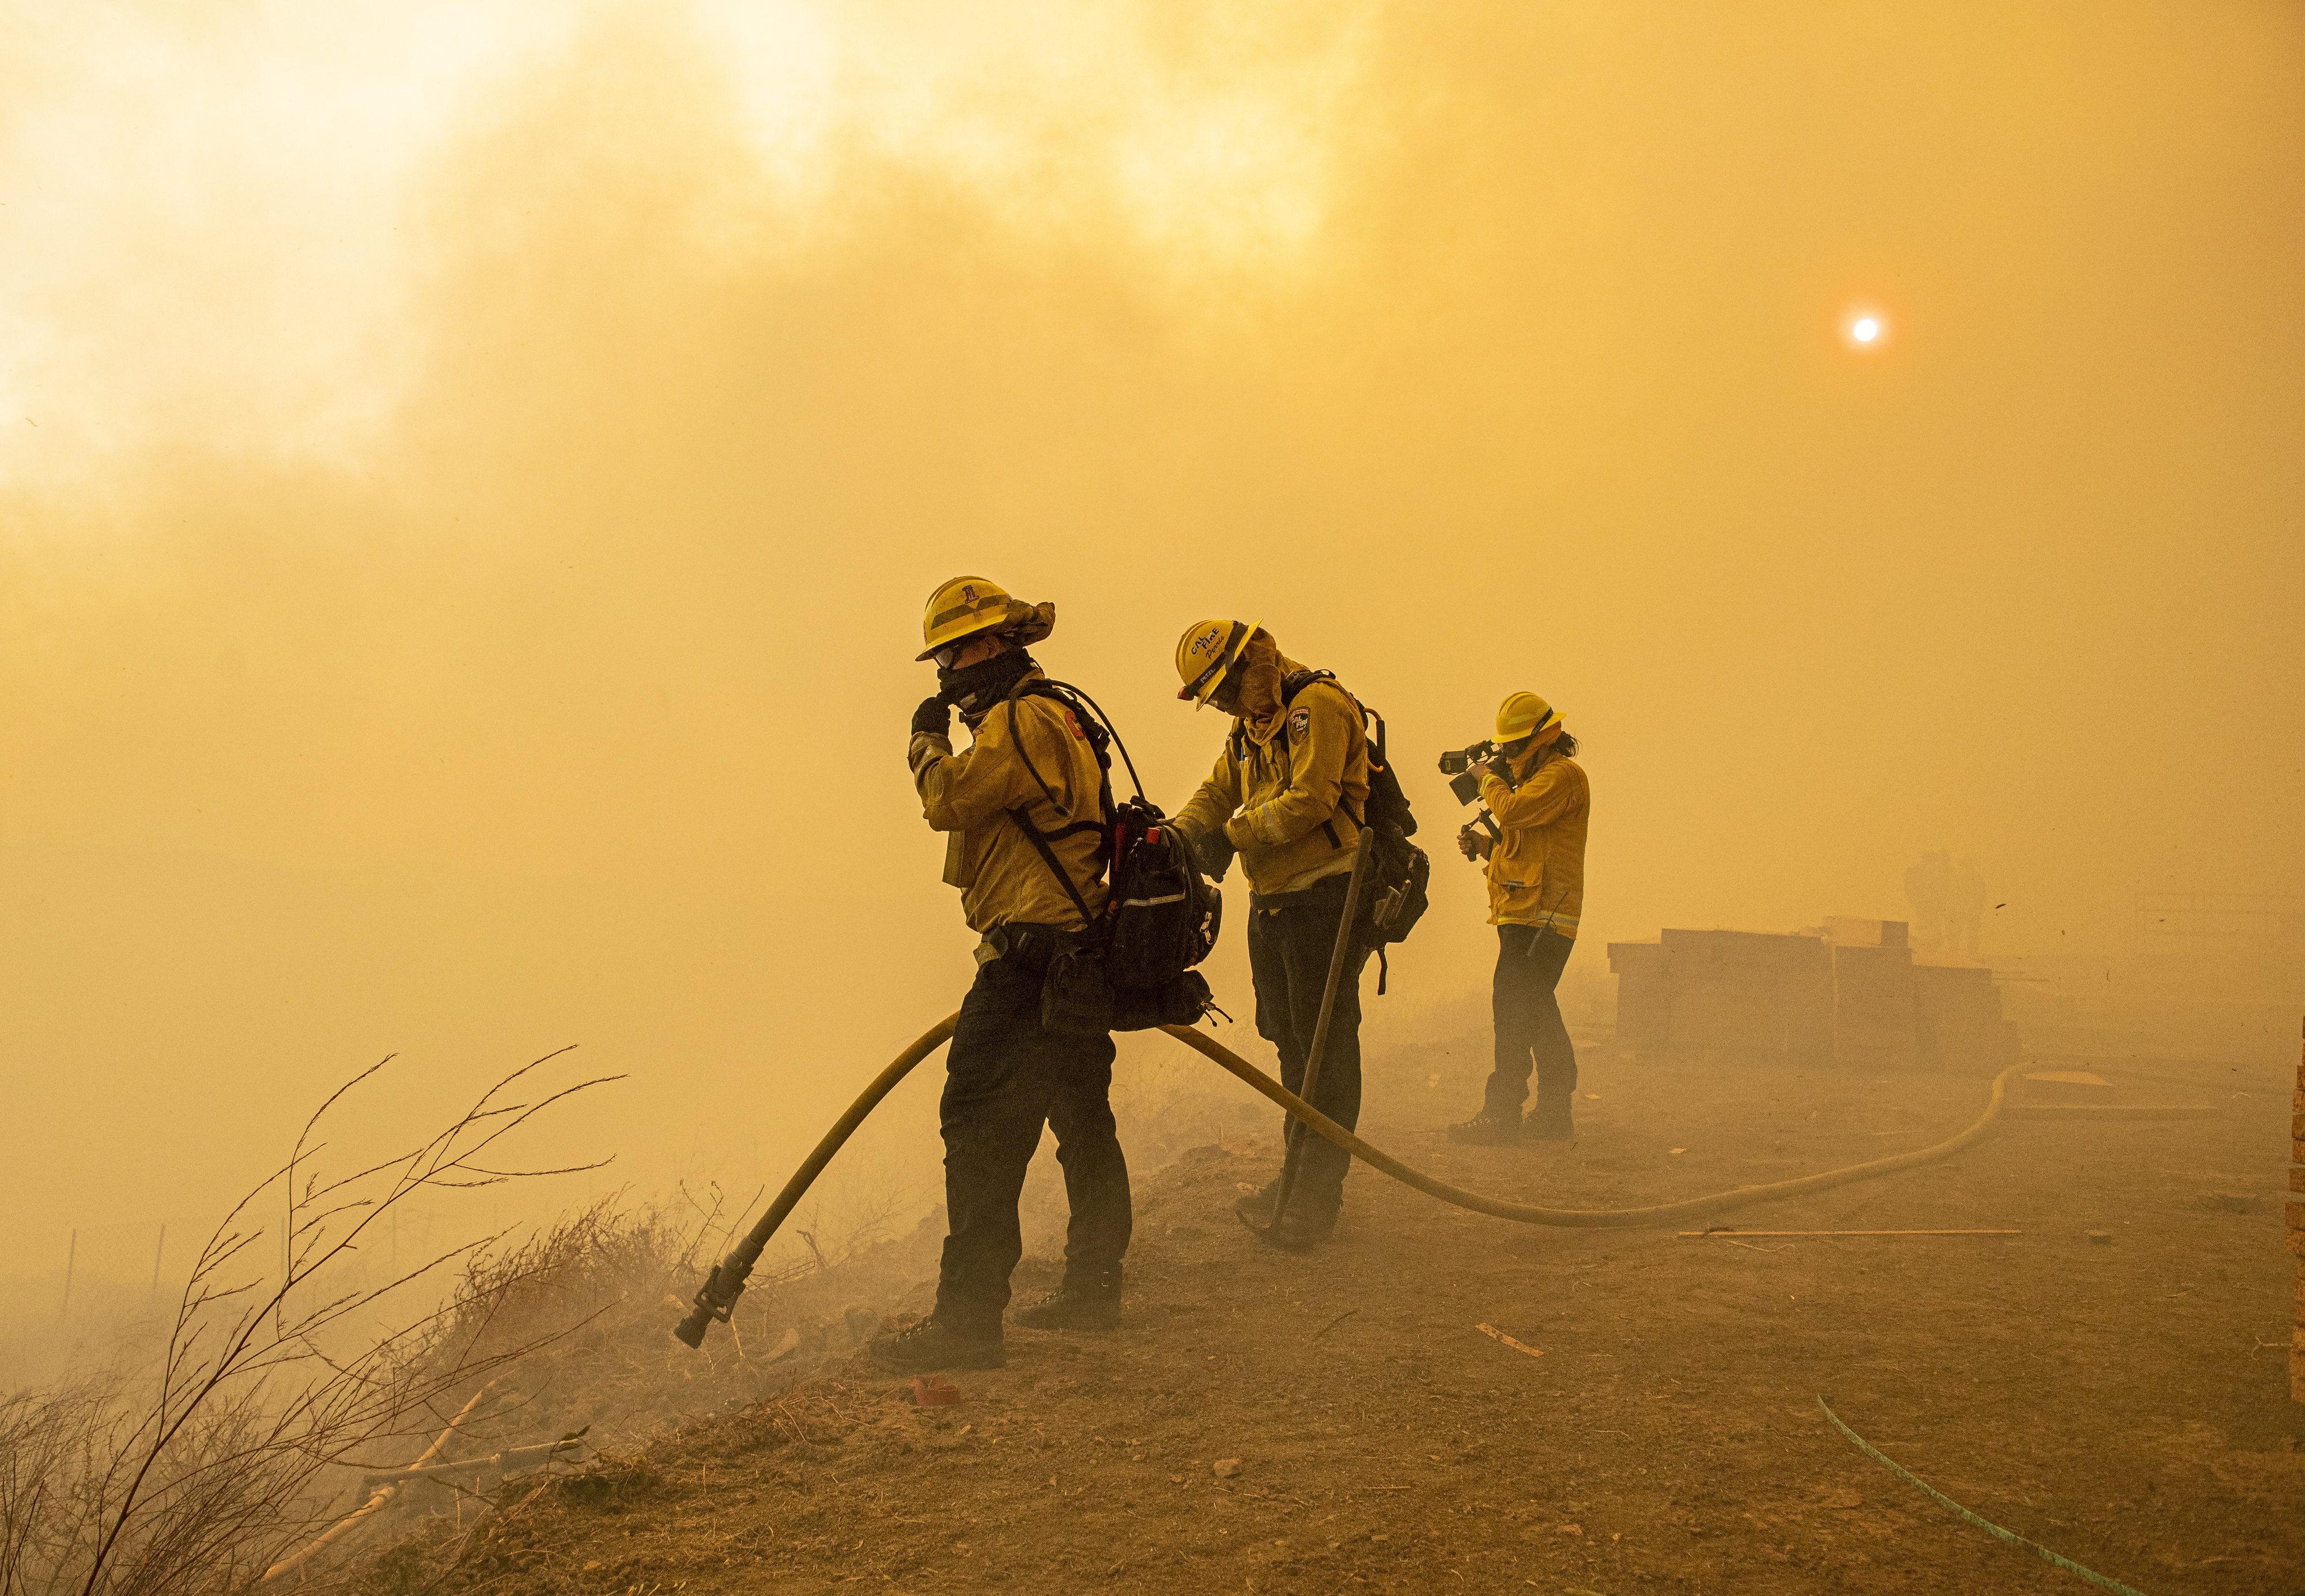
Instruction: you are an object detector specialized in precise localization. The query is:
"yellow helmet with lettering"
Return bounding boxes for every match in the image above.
[1495,691,1556,742]
[1174,617,1259,705]
[919,576,1037,661]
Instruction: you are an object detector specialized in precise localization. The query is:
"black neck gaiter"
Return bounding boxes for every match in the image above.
[938,649,1036,717]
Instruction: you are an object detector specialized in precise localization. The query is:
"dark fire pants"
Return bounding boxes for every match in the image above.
[935,942,1131,1334]
[1246,872,1369,1220]
[1484,924,1578,1115]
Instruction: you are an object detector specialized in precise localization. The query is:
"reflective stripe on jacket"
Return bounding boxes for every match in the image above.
[1476,747,1588,935]
[909,672,1110,936]
[1177,660,1370,898]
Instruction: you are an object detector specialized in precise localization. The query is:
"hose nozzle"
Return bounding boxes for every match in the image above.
[672,1257,750,1349]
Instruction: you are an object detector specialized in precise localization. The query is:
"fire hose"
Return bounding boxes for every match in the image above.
[675,1015,2023,1347]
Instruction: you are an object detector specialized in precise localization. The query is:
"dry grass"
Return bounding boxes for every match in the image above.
[0,1082,948,1594]
[328,1188,940,1596]
[1,1019,1323,1594]
[0,1049,618,1596]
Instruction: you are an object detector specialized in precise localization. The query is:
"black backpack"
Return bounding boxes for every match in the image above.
[1277,671,1431,992]
[1002,680,1221,1030]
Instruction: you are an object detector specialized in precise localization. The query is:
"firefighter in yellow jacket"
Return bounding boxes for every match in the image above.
[868,577,1132,1375]
[1449,691,1590,1144]
[1171,618,1372,1250]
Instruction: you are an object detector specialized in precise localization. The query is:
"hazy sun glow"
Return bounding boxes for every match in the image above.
[1849,313,1883,345]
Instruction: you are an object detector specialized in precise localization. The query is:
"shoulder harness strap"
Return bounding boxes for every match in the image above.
[1002,686,1110,925]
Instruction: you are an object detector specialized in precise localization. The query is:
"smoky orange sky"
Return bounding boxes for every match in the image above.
[5,2,2302,1249]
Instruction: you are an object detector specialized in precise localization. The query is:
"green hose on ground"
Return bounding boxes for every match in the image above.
[1817,1395,2152,1595]
[678,1014,2022,1345]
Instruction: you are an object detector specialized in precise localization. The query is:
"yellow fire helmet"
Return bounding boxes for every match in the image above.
[919,575,1042,661]
[1174,617,1260,705]
[1495,691,1556,742]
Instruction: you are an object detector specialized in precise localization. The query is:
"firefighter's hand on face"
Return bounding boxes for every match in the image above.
[912,696,953,738]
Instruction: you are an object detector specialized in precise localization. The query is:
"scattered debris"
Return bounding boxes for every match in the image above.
[1677,1229,2020,1239]
[1312,1309,1358,1341]
[2087,1230,2113,1245]
[264,1381,501,1582]
[910,1376,960,1408]
[1213,1458,1243,1478]
[1474,1323,1543,1360]
[2007,1102,2217,1120]
[358,1431,588,1488]
[2022,1069,2113,1094]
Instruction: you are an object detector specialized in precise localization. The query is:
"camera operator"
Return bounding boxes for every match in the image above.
[1445,693,1589,1145]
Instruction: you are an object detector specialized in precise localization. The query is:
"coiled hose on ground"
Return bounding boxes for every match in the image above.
[677,1015,2023,1345]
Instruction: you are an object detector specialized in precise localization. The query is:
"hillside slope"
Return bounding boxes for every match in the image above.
[359,1046,2305,1595]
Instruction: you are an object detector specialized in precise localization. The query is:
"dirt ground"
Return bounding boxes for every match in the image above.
[362,1030,2305,1595]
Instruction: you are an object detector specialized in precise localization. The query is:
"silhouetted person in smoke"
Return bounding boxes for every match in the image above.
[1950,856,1987,958]
[868,576,1132,1375]
[1446,693,1589,1144]
[1904,850,1953,951]
[1171,618,1373,1253]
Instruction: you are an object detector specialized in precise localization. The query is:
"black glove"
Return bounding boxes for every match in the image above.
[1187,826,1235,883]
[912,695,952,738]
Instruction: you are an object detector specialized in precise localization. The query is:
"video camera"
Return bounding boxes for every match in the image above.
[1438,740,1503,861]
[1437,740,1499,807]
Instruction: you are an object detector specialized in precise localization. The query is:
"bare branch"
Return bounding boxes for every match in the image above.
[12,1049,615,1596]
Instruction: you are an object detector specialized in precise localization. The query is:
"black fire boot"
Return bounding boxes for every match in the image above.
[1234,1178,1281,1228]
[866,1313,1006,1374]
[1015,1274,1123,1332]
[1254,1199,1337,1253]
[1448,1107,1526,1145]
[1524,1096,1574,1142]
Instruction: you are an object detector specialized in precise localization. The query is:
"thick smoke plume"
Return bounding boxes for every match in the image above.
[4,1,2300,1245]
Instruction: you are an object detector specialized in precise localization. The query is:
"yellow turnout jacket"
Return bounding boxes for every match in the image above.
[909,672,1110,940]
[1177,661,1370,898]
[1477,744,1588,935]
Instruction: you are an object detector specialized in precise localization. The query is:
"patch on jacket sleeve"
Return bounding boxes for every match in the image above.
[1287,705,1311,739]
